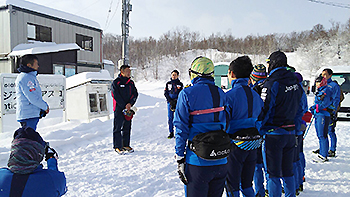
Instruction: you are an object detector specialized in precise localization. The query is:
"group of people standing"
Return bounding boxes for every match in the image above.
[170,51,314,197]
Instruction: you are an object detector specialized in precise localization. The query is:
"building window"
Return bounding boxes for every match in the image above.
[76,34,93,51]
[53,64,76,77]
[27,23,52,42]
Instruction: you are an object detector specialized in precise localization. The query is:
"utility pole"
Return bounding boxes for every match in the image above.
[121,0,132,67]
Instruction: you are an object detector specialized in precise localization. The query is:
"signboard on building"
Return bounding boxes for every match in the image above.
[1,74,66,115]
[0,74,66,132]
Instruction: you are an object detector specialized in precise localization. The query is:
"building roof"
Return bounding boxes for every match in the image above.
[66,70,113,89]
[0,0,101,30]
[8,42,81,56]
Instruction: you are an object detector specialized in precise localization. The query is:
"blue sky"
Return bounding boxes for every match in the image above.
[29,0,350,39]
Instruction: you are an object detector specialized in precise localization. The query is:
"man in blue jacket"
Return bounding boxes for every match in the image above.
[225,56,264,197]
[164,70,183,139]
[321,68,341,157]
[16,54,49,130]
[174,56,229,197]
[0,127,66,196]
[258,51,306,197]
[111,65,138,154]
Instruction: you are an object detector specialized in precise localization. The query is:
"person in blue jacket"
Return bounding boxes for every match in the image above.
[310,76,333,162]
[249,64,268,197]
[16,54,49,130]
[111,65,138,155]
[225,56,264,197]
[0,127,66,196]
[258,51,306,197]
[164,70,183,139]
[174,56,228,197]
[293,72,308,195]
[321,69,341,157]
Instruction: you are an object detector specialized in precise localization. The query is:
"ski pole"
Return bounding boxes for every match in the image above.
[303,115,315,139]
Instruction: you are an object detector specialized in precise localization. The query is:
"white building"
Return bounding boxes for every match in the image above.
[0,0,103,75]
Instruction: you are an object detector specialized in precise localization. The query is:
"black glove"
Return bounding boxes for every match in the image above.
[170,100,177,112]
[45,146,58,161]
[175,154,188,185]
[39,110,47,119]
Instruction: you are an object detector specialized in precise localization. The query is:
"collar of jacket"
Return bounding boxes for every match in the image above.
[269,66,286,76]
[118,73,130,82]
[327,78,333,84]
[231,78,249,88]
[170,78,180,83]
[191,77,214,85]
[17,64,36,73]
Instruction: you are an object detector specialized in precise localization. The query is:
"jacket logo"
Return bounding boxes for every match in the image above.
[120,85,125,88]
[285,84,299,92]
[261,88,267,102]
[167,84,172,90]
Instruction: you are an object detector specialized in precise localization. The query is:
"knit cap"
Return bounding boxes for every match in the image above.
[250,64,267,83]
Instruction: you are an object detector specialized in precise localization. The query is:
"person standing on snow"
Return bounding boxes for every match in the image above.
[15,54,49,131]
[293,72,308,195]
[250,64,268,197]
[310,76,333,162]
[258,51,306,197]
[174,56,230,197]
[0,127,66,196]
[319,69,341,157]
[225,56,264,197]
[164,70,183,139]
[111,65,138,155]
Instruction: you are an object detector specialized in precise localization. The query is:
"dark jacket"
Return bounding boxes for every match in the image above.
[111,74,138,112]
[258,67,306,135]
[164,78,183,102]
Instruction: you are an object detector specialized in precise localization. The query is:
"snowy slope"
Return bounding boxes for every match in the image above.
[1,80,350,197]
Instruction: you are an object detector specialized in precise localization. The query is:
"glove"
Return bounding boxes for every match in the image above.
[315,104,320,113]
[175,154,188,185]
[170,100,177,112]
[45,146,58,161]
[39,110,47,119]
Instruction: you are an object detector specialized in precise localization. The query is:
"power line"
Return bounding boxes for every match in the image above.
[308,0,350,9]
[105,0,121,31]
[104,0,114,29]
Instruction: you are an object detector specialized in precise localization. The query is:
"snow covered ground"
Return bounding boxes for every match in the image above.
[1,80,350,197]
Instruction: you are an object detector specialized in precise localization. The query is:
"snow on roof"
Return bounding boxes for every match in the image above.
[103,59,114,65]
[0,0,101,30]
[66,70,113,89]
[8,42,81,56]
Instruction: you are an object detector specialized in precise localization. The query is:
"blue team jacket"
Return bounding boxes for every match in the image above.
[258,67,307,135]
[16,69,48,121]
[174,77,227,166]
[311,85,332,117]
[327,78,341,111]
[164,78,183,102]
[226,78,264,134]
[0,158,67,197]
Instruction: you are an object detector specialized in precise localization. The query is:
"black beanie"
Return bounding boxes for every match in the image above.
[267,51,288,73]
[229,56,253,78]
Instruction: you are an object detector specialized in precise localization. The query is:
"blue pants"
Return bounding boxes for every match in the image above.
[19,117,40,130]
[254,147,265,197]
[226,148,257,197]
[315,114,330,158]
[185,164,227,197]
[328,120,337,152]
[264,135,295,197]
[297,135,304,187]
[292,135,301,191]
[167,103,175,134]
[113,110,131,149]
